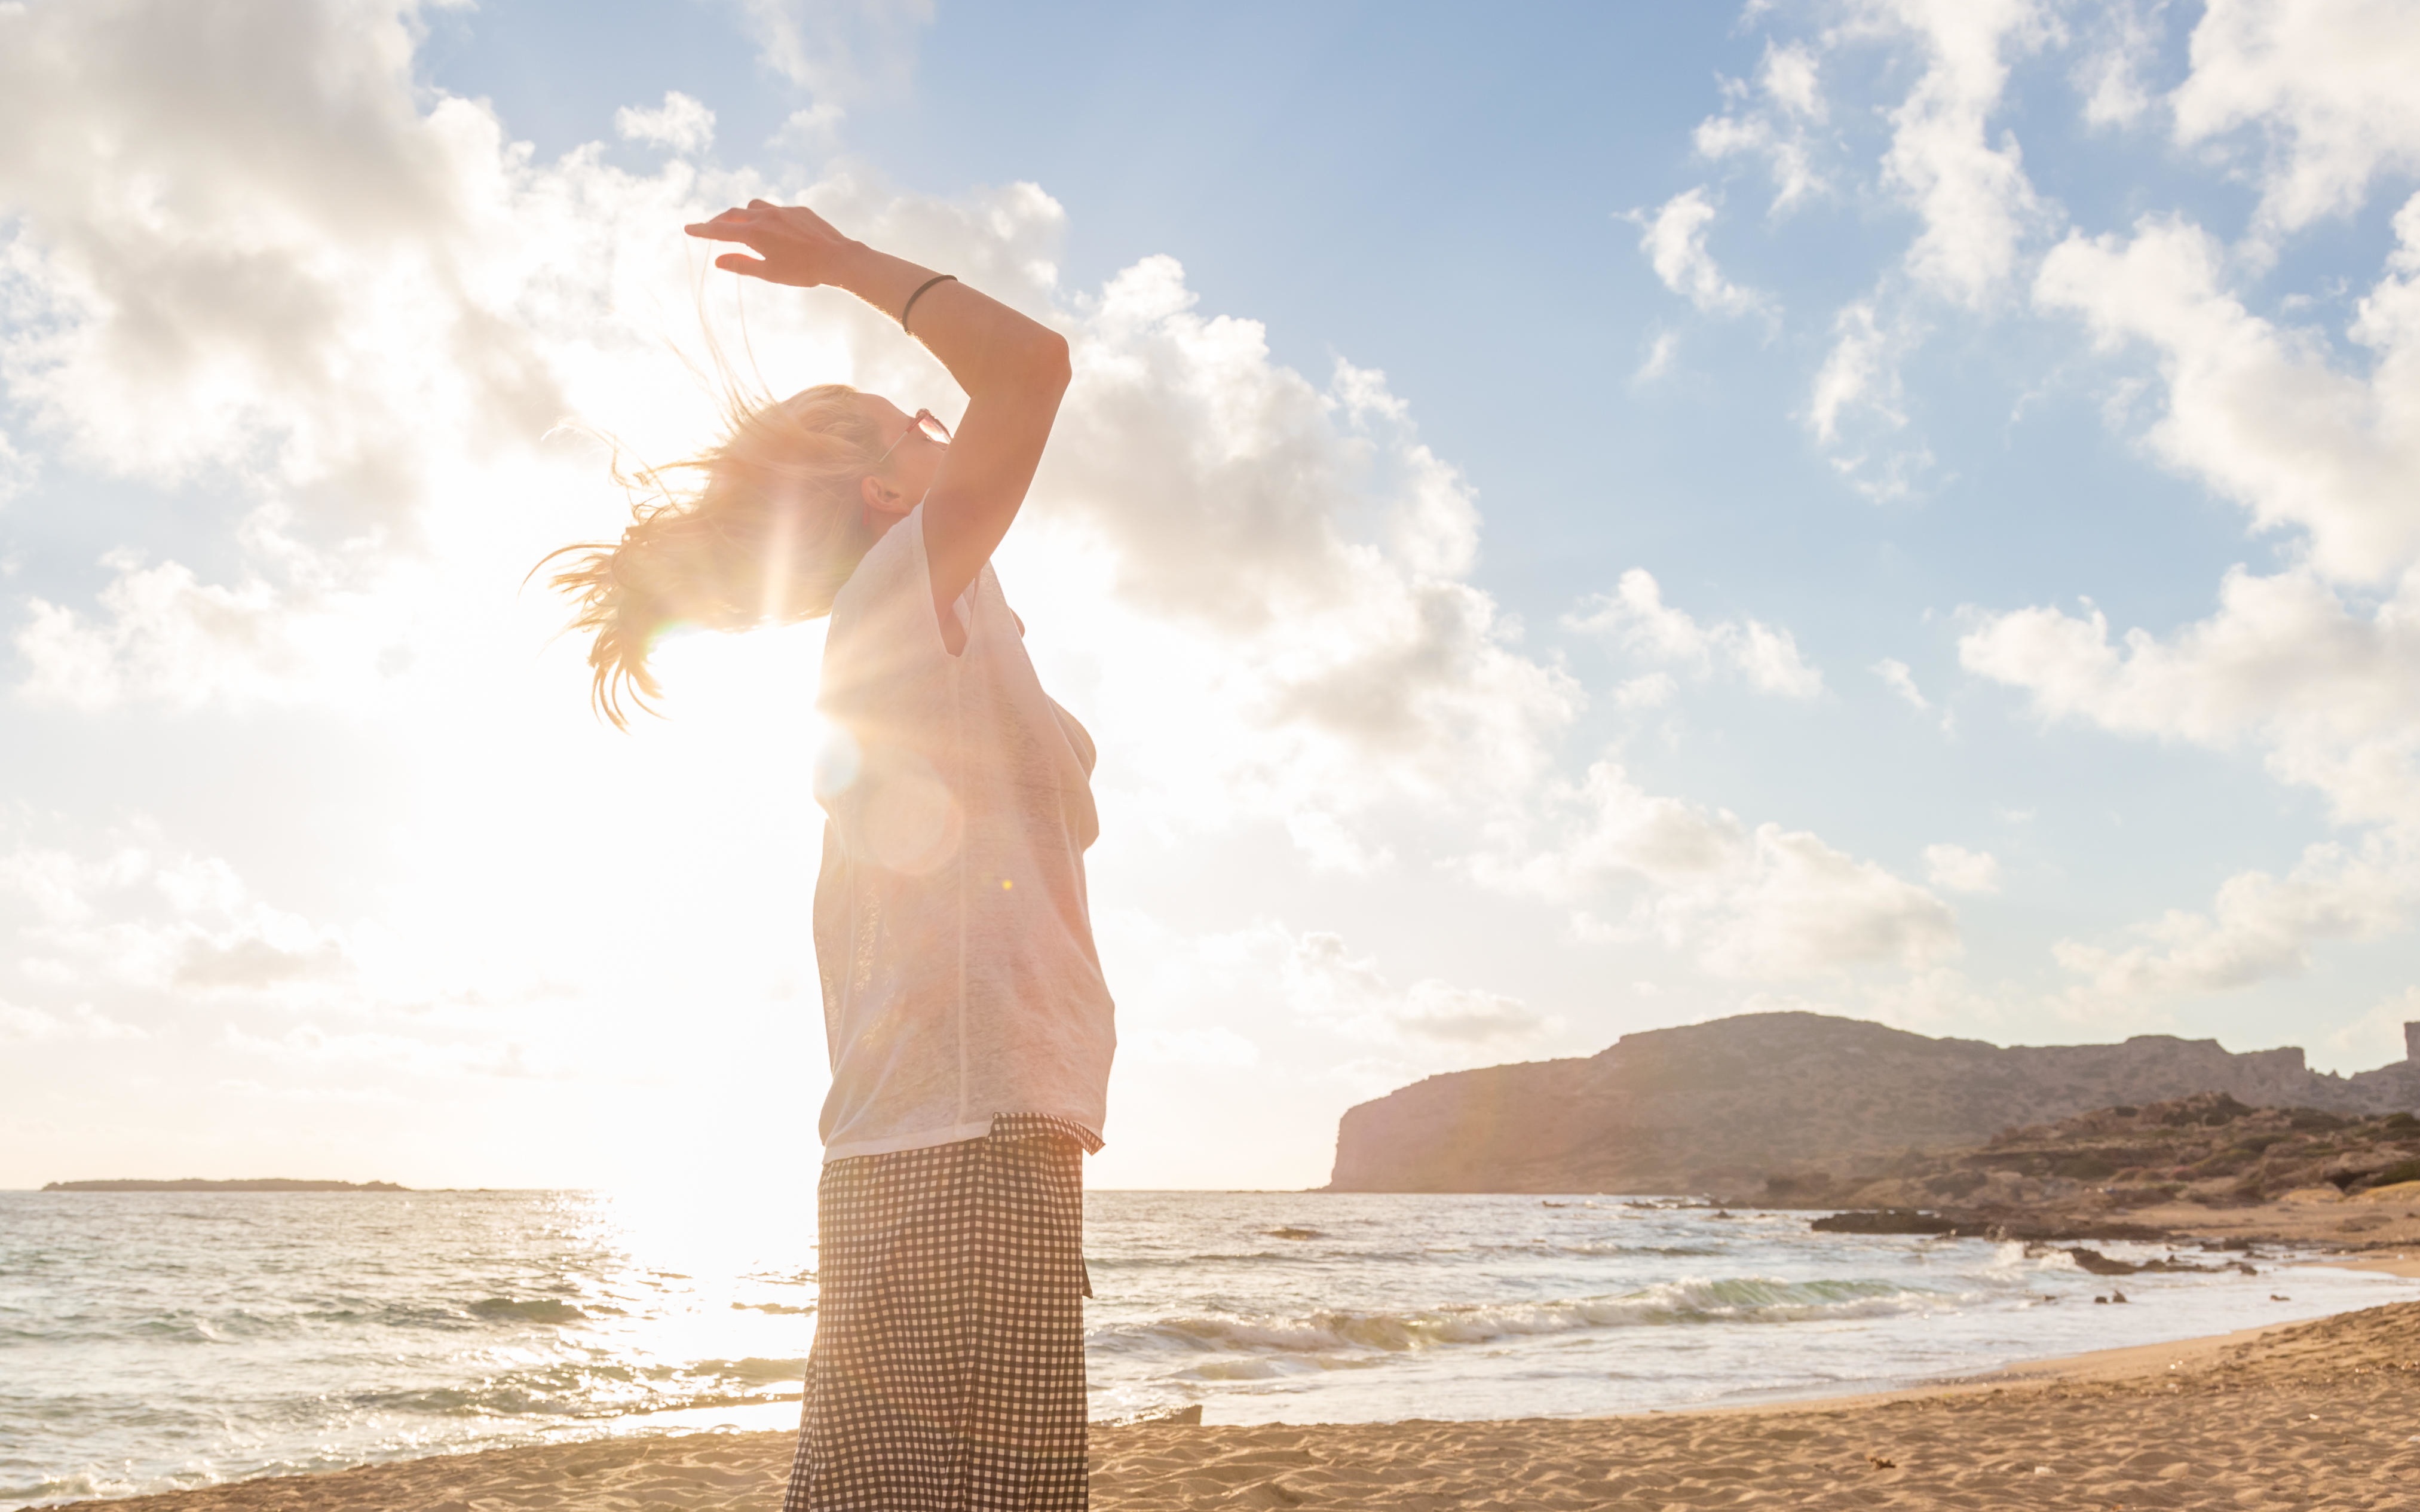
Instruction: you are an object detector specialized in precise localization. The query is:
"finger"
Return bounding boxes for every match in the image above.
[715,252,770,277]
[684,219,759,240]
[747,198,773,210]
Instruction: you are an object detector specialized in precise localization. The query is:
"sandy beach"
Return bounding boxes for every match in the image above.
[51,1277,2420,1512]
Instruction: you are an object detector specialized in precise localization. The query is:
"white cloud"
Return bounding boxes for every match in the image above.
[1634,188,1772,317]
[776,101,849,157]
[1634,0,2420,1024]
[1104,915,1557,1081]
[0,430,32,505]
[15,547,411,711]
[1965,567,2420,999]
[0,0,566,514]
[2172,0,2420,238]
[1693,40,1830,214]
[1284,810,1395,875]
[615,91,715,155]
[0,826,354,1003]
[1809,300,1897,447]
[1729,618,1825,699]
[1806,299,1936,499]
[1760,38,1826,119]
[2072,0,2167,128]
[1613,671,1678,710]
[1279,930,1552,1050]
[1567,568,1822,699]
[729,0,935,102]
[1783,1,2052,497]
[1396,980,1548,1046]
[1634,329,1681,382]
[1923,842,2001,893]
[1967,182,2420,829]
[1873,657,1931,709]
[0,1001,144,1042]
[1961,565,2420,832]
[1478,762,1959,979]
[1863,0,2058,309]
[2033,202,2420,585]
[2054,837,2409,996]
[1962,577,2420,1001]
[1944,21,2420,1012]
[1030,272,1583,835]
[1873,657,1955,732]
[2324,984,2420,1070]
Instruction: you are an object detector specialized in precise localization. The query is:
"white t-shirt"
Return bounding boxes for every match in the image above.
[810,505,1116,1160]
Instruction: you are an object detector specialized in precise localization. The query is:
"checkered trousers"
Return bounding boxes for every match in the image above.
[783,1114,1099,1512]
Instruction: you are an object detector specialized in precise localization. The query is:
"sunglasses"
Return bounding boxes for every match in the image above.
[874,408,951,469]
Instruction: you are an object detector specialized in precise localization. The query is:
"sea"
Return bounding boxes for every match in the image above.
[3,1187,2413,1505]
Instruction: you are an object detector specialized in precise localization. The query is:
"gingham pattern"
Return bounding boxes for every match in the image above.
[783,1115,1098,1512]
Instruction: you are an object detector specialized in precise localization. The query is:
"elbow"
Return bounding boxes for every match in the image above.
[1027,330,1072,395]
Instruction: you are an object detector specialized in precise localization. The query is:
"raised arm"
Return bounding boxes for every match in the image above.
[683,201,1071,628]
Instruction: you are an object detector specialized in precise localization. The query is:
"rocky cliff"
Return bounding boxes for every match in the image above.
[1325,1011,2420,1195]
[1781,1090,2420,1213]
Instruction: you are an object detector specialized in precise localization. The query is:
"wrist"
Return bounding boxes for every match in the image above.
[829,238,881,287]
[826,241,929,318]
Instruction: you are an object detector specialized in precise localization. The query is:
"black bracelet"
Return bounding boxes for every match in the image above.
[899,274,957,335]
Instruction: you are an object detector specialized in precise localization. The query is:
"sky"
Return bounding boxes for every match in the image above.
[4,0,2420,1192]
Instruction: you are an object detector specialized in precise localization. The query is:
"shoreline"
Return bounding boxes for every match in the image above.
[43,1283,2420,1512]
[1671,1244,2420,1419]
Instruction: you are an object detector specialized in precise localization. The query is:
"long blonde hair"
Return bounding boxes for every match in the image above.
[537,382,884,728]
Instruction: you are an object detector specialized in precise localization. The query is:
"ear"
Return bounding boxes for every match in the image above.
[860,472,911,520]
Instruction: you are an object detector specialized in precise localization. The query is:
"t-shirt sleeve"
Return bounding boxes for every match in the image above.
[817,505,958,729]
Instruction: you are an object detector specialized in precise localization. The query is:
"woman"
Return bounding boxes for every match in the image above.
[541,201,1114,1511]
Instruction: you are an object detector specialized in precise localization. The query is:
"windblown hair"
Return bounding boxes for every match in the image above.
[536,382,885,728]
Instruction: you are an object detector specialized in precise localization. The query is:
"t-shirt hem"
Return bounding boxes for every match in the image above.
[821,1112,1105,1163]
[822,1118,998,1162]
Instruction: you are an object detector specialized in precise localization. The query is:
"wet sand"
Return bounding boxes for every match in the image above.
[51,1295,2420,1511]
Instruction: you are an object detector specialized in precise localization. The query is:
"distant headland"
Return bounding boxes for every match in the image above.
[1328,1010,2420,1196]
[41,1178,411,1192]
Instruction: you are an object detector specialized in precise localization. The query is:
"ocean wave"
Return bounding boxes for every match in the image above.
[347,1355,808,1419]
[357,1378,623,1418]
[1095,1235,1741,1268]
[88,1293,623,1344]
[693,1356,811,1387]
[1090,1240,1729,1269]
[467,1296,589,1324]
[1428,1241,1730,1259]
[741,1268,817,1286]
[1095,1276,1963,1359]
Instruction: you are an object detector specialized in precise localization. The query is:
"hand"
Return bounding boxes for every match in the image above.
[682,200,860,288]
